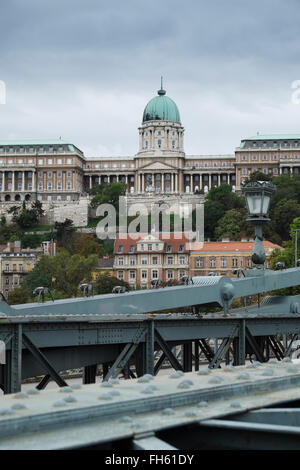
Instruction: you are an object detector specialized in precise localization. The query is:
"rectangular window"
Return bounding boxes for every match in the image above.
[130,256,135,265]
[141,270,147,279]
[118,257,124,266]
[152,270,158,279]
[221,257,227,267]
[129,271,135,279]
[167,256,173,265]
[179,256,185,265]
[152,256,158,265]
[117,271,124,280]
[141,256,147,265]
[47,182,52,191]
[167,270,173,279]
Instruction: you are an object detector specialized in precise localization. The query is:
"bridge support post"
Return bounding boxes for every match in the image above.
[10,324,22,394]
[145,320,154,376]
[233,319,246,366]
[183,343,193,372]
[83,364,97,384]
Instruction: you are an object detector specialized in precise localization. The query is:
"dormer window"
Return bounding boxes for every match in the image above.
[179,245,184,252]
[166,245,172,253]
[117,245,123,254]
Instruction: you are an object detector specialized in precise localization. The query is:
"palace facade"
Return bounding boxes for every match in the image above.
[0,85,299,206]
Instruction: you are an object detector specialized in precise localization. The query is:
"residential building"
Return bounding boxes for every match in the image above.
[113,233,191,289]
[190,240,282,277]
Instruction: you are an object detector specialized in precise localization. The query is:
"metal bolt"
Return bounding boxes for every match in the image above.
[101,382,113,388]
[231,401,242,408]
[98,393,113,400]
[162,408,174,416]
[64,395,77,403]
[237,372,250,380]
[178,380,194,389]
[197,401,208,408]
[224,365,235,372]
[11,403,27,410]
[262,368,274,376]
[59,386,73,393]
[27,388,40,395]
[169,370,184,379]
[110,390,121,397]
[287,364,298,373]
[185,410,197,417]
[209,376,223,384]
[140,386,154,394]
[70,384,81,390]
[0,408,13,416]
[197,368,211,376]
[14,392,28,399]
[53,400,68,407]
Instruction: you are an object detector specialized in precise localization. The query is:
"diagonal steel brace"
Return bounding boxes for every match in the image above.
[104,327,147,381]
[22,334,68,388]
[154,329,183,372]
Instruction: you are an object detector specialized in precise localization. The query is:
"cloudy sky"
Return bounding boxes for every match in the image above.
[1,0,300,157]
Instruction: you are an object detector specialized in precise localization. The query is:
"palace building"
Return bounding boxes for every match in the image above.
[0,85,299,210]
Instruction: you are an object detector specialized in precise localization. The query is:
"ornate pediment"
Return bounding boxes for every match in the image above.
[139,160,176,171]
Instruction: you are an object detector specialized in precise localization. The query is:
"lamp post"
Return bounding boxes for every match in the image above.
[241,180,276,272]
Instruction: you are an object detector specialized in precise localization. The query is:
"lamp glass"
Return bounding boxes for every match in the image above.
[262,194,271,215]
[247,192,262,215]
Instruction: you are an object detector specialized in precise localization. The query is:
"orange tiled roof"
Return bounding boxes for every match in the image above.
[114,233,192,254]
[191,241,282,253]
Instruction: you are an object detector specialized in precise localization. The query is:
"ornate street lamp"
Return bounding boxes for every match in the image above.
[241,180,276,270]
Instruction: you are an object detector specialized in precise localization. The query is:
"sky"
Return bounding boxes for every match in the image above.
[1,0,300,158]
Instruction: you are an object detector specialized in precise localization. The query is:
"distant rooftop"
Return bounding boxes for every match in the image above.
[241,134,300,142]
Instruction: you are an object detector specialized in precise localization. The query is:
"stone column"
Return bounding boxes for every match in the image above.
[32,171,36,192]
[89,175,92,189]
[1,171,4,192]
[22,171,25,192]
[175,173,178,193]
[227,174,229,184]
[152,173,154,190]
[142,173,145,192]
[11,171,15,193]
[161,174,164,193]
[171,174,174,192]
[209,173,212,189]
[218,174,221,186]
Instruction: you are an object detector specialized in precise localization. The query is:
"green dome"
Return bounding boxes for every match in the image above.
[143,87,181,123]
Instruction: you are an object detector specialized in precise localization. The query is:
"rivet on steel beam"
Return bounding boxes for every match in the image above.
[14,392,28,399]
[287,364,298,373]
[71,384,82,389]
[101,382,113,388]
[120,416,133,423]
[162,408,175,416]
[262,368,274,376]
[237,372,250,380]
[230,401,242,408]
[224,365,235,372]
[269,359,278,364]
[178,380,194,389]
[64,395,77,403]
[11,403,27,410]
[27,388,40,395]
[98,393,113,400]
[140,386,154,394]
[53,400,68,407]
[209,376,223,384]
[59,386,73,393]
[185,410,197,417]
[253,361,262,367]
[0,408,13,416]
[110,390,121,397]
[169,370,184,379]
[246,363,257,369]
[197,401,208,408]
[197,368,211,376]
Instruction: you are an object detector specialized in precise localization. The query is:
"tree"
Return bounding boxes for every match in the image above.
[272,199,300,241]
[54,218,76,249]
[214,208,253,241]
[89,182,127,211]
[7,287,30,305]
[206,184,245,211]
[8,200,45,229]
[244,171,272,183]
[72,233,105,257]
[204,200,225,240]
[94,273,129,295]
[22,251,99,298]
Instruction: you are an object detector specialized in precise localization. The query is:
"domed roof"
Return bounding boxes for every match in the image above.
[143,86,181,124]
